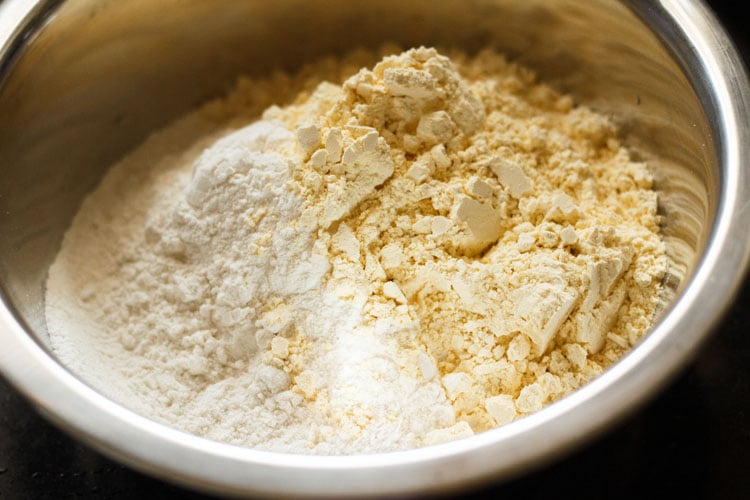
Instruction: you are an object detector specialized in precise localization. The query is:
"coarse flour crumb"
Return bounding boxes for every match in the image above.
[45,47,667,453]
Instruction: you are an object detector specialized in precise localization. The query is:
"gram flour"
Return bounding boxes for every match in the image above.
[45,47,667,453]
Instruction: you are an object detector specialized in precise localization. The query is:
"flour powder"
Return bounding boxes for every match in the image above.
[45,47,667,453]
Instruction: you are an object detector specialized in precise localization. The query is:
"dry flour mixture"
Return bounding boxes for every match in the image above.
[45,47,667,453]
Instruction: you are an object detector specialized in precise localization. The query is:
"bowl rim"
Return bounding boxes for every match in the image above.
[1,0,749,497]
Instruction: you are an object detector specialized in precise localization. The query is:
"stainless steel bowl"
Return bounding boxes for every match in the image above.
[1,0,748,497]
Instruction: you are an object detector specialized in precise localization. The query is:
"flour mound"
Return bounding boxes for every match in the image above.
[46,47,666,453]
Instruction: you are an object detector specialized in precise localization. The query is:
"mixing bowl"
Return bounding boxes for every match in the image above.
[1,0,749,497]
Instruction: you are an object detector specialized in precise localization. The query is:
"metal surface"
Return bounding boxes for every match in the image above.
[0,0,748,497]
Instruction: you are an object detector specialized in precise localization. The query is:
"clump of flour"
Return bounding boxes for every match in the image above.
[45,47,666,453]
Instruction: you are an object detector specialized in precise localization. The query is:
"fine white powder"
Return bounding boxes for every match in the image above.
[45,47,667,453]
[45,116,455,453]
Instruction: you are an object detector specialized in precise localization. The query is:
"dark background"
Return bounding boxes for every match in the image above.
[1,1,748,498]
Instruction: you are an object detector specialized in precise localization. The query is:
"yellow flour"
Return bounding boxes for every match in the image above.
[257,46,666,435]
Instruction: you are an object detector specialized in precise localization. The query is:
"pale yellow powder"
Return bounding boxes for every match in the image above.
[245,47,666,434]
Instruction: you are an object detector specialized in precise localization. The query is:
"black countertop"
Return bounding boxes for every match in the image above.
[1,1,748,498]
